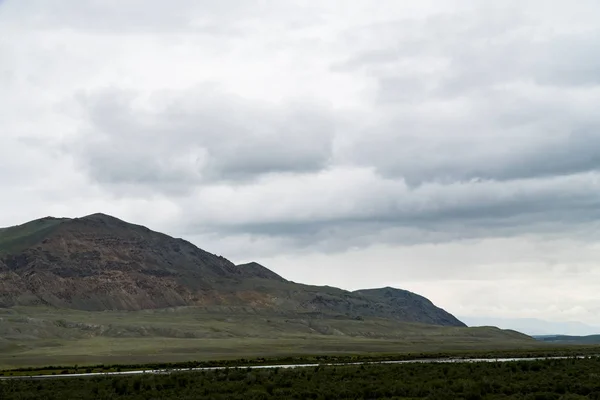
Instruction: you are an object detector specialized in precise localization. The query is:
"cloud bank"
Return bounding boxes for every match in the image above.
[2,0,600,324]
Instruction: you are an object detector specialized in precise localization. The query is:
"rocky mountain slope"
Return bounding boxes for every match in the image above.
[0,213,465,327]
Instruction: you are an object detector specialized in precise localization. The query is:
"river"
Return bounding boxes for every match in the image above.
[0,355,593,380]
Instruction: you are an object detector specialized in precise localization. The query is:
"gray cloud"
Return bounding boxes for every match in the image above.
[56,0,600,249]
[182,172,600,253]
[344,119,600,185]
[335,4,600,92]
[6,0,326,36]
[534,34,600,87]
[67,87,334,191]
[7,0,245,34]
[4,0,600,324]
[331,10,600,185]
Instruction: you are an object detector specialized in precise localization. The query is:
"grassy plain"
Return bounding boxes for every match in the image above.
[0,306,542,370]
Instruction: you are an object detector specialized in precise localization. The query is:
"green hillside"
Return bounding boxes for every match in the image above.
[0,217,66,254]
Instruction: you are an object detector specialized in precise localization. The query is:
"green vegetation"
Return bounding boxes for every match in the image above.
[0,217,64,254]
[2,357,600,399]
[0,333,543,371]
[2,346,600,377]
[0,306,538,370]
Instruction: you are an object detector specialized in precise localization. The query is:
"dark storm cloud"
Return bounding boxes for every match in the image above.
[68,87,334,191]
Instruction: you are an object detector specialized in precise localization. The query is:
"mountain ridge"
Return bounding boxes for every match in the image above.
[0,213,466,327]
[461,316,600,336]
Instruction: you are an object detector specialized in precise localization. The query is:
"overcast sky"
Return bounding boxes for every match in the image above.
[2,0,600,326]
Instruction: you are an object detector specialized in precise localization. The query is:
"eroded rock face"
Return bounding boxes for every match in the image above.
[0,213,465,327]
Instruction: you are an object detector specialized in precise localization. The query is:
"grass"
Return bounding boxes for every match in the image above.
[3,345,600,377]
[0,334,545,370]
[0,217,65,254]
[0,305,545,370]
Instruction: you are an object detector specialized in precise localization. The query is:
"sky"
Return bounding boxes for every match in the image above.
[2,0,600,327]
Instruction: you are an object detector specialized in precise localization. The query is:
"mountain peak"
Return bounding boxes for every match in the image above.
[82,212,116,219]
[237,262,287,282]
[78,213,128,224]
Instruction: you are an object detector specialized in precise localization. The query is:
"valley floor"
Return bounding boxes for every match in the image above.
[0,306,539,369]
[2,356,600,399]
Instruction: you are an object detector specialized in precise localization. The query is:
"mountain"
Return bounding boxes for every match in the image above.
[460,316,600,336]
[534,335,600,344]
[0,213,465,327]
[355,288,465,327]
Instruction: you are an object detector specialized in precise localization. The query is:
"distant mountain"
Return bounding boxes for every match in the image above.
[460,316,600,336]
[0,213,465,327]
[534,335,600,345]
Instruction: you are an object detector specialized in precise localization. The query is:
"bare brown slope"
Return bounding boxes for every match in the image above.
[0,213,465,327]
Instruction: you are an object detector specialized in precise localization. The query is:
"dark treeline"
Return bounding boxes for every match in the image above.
[2,357,600,399]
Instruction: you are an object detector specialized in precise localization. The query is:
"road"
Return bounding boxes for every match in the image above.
[0,355,592,380]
